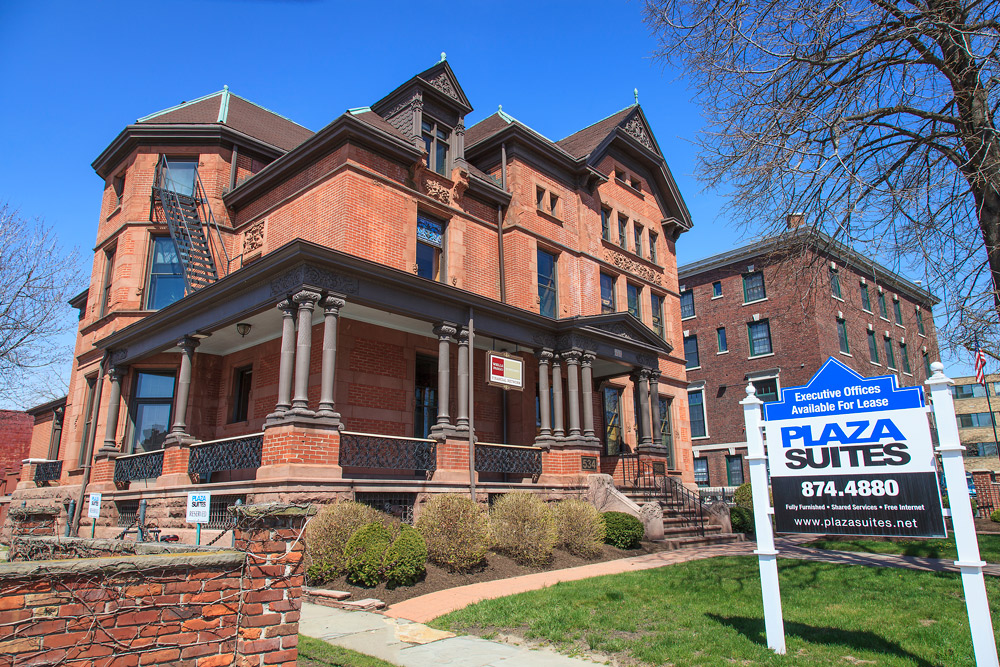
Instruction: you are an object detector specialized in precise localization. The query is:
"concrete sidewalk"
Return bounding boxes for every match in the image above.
[299,602,603,666]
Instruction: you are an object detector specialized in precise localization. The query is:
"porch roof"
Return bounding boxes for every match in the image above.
[95,239,672,371]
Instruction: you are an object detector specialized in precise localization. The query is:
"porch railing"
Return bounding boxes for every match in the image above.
[339,431,436,472]
[114,450,164,484]
[475,443,543,476]
[188,433,264,481]
[619,453,706,536]
[698,486,737,506]
[32,460,63,483]
[662,474,706,536]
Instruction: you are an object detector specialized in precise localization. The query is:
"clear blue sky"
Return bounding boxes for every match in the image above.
[0,0,971,406]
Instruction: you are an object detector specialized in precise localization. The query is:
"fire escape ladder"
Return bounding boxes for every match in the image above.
[152,158,230,293]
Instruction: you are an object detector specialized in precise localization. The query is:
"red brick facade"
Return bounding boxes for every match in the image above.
[679,230,940,489]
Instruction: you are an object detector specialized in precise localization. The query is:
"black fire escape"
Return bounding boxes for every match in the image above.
[151,157,231,293]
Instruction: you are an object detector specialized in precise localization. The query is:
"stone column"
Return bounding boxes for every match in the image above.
[552,354,565,439]
[634,369,652,447]
[456,328,470,431]
[291,291,320,416]
[432,323,456,433]
[100,365,126,451]
[317,296,345,422]
[563,349,582,438]
[267,299,297,421]
[649,370,662,449]
[169,336,199,438]
[537,349,553,441]
[581,353,596,440]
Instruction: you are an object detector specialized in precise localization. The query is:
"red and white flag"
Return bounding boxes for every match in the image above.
[974,341,987,387]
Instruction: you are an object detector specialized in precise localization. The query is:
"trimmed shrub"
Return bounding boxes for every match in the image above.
[730,506,755,534]
[489,492,557,566]
[602,511,644,549]
[344,522,392,587]
[733,482,753,509]
[990,509,1000,524]
[305,501,385,583]
[383,525,428,587]
[416,494,489,572]
[552,499,605,558]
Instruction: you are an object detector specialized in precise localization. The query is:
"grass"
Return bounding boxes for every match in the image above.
[807,533,1000,563]
[298,635,396,667]
[430,556,1000,666]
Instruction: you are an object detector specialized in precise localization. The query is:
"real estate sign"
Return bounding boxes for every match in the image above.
[763,358,945,537]
[487,351,523,390]
[87,492,102,519]
[186,491,211,524]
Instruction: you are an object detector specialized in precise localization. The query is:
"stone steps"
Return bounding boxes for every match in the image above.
[303,587,386,611]
[653,532,746,550]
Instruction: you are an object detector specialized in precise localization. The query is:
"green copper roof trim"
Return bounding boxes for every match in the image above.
[137,90,225,123]
[348,106,372,115]
[497,105,514,124]
[218,85,231,123]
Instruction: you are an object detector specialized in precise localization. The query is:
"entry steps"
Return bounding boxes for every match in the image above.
[622,491,745,549]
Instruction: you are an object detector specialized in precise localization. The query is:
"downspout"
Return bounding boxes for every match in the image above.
[71,353,109,536]
[497,143,508,303]
[468,307,476,501]
[229,144,239,191]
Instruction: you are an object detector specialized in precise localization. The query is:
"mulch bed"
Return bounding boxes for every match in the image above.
[313,542,665,607]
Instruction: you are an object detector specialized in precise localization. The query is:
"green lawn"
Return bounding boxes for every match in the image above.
[807,533,1000,564]
[430,556,1000,666]
[298,635,396,667]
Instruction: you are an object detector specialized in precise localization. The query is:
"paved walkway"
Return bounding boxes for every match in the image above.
[301,535,996,666]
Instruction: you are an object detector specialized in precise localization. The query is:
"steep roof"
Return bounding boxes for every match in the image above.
[556,106,635,158]
[137,88,313,152]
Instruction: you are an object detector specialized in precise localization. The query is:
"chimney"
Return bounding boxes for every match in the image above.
[786,213,805,229]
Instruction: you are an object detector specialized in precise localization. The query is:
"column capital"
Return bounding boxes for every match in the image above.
[107,365,127,383]
[539,348,554,363]
[561,348,582,364]
[277,298,296,314]
[433,322,458,340]
[176,336,200,353]
[649,368,661,381]
[581,351,596,367]
[322,295,346,314]
[293,290,322,308]
[456,327,470,344]
[631,368,652,382]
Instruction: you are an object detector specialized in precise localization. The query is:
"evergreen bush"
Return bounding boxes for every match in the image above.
[343,522,393,587]
[552,499,605,558]
[304,501,386,584]
[602,511,644,549]
[383,524,428,587]
[416,494,489,572]
[990,509,1000,524]
[489,492,557,566]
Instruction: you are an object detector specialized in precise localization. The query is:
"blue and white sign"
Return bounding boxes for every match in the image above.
[186,492,211,524]
[87,492,102,519]
[763,358,945,537]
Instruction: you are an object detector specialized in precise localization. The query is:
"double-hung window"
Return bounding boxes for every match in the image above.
[129,371,175,453]
[603,387,623,455]
[633,225,643,256]
[651,293,664,338]
[868,331,880,363]
[727,455,745,486]
[684,335,700,369]
[899,342,911,374]
[627,283,641,319]
[748,320,772,357]
[860,283,872,311]
[916,307,926,335]
[743,272,766,302]
[618,215,628,250]
[161,157,198,197]
[601,208,612,241]
[145,237,185,310]
[884,336,896,369]
[923,351,931,376]
[649,233,658,263]
[680,290,695,319]
[422,119,450,176]
[78,375,98,466]
[830,268,842,299]
[100,245,116,318]
[837,319,850,354]
[658,396,674,468]
[416,214,444,281]
[717,327,728,353]
[230,365,253,423]
[537,248,558,318]
[712,281,723,298]
[878,291,889,319]
[893,298,904,325]
[752,378,779,403]
[694,458,709,486]
[958,413,998,428]
[689,389,707,438]
[600,273,616,314]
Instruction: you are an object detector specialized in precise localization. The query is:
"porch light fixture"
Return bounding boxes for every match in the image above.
[236,322,252,338]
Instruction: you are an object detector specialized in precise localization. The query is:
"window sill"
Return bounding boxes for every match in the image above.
[832,295,845,302]
[711,295,723,300]
[903,372,913,377]
[862,308,873,314]
[742,298,768,306]
[616,178,645,199]
[692,435,711,441]
[105,205,122,222]
[869,360,882,367]
[717,350,729,356]
[686,366,702,371]
[887,366,898,372]
[839,351,853,358]
[748,352,775,360]
[894,323,906,328]
[681,315,696,321]
[536,208,564,225]
[918,333,927,338]
[880,317,891,322]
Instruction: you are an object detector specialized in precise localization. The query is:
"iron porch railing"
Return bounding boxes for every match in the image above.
[114,450,164,484]
[188,433,264,481]
[474,443,543,476]
[33,460,63,483]
[339,431,437,472]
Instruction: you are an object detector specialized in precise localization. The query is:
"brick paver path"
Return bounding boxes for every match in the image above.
[385,534,996,623]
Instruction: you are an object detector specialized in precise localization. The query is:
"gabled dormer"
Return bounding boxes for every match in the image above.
[371,58,473,176]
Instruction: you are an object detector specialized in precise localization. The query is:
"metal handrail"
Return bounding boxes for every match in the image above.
[661,474,706,537]
[476,442,543,450]
[192,167,234,275]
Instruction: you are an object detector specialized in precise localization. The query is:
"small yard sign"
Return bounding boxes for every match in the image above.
[763,358,945,537]
[487,351,523,390]
[87,492,102,518]
[186,491,211,524]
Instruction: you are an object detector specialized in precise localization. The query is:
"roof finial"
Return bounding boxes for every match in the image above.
[634,88,639,105]
[498,104,502,112]
[224,84,229,92]
[440,51,447,63]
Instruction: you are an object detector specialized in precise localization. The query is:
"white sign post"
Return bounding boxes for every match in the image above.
[926,362,999,667]
[741,383,786,654]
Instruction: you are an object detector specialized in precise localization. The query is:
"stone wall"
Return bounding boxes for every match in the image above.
[0,503,313,667]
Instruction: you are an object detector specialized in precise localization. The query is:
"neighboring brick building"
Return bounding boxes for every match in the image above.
[8,60,727,543]
[949,373,1000,472]
[677,221,941,492]
[0,410,32,489]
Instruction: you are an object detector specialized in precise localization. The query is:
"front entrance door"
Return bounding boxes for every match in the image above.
[414,354,438,438]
